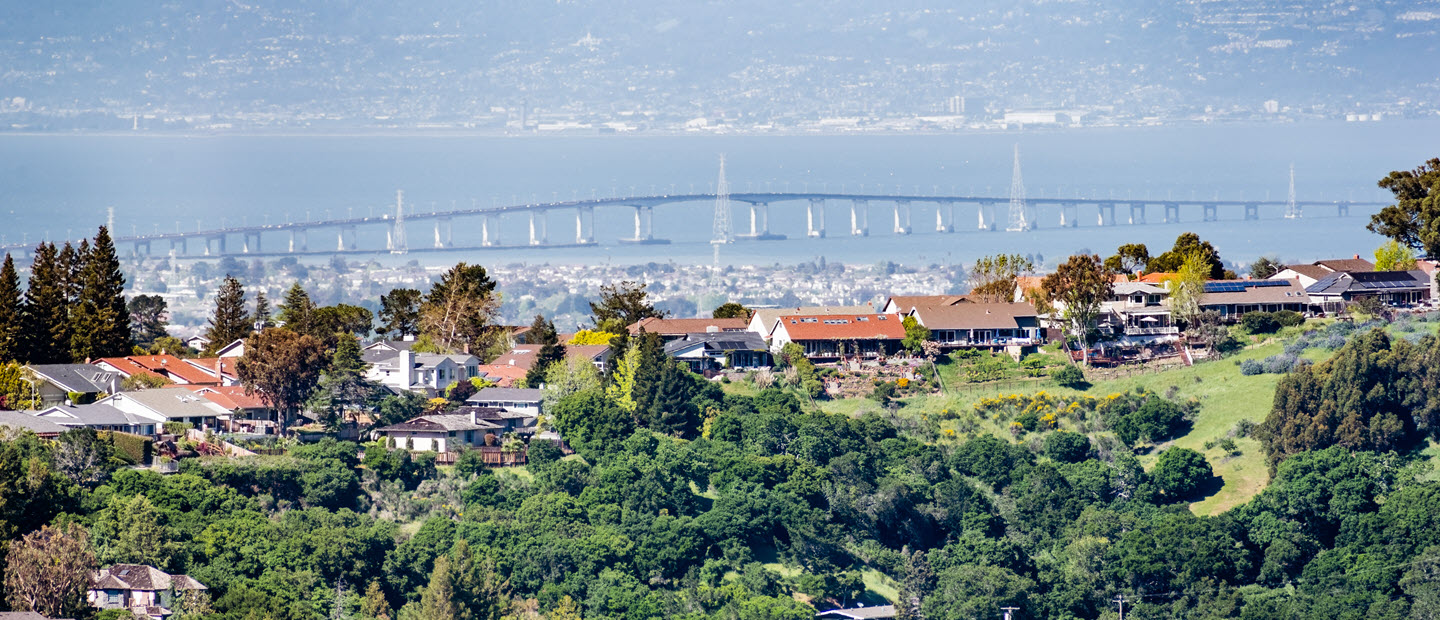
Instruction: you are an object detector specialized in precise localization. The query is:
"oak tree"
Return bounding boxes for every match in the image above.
[3,523,95,618]
[1367,157,1440,258]
[237,327,327,434]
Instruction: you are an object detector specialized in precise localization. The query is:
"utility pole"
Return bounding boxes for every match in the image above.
[1113,594,1127,620]
[1000,606,1019,620]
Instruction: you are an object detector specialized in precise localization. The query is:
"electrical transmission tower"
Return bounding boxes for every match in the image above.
[389,189,408,254]
[1284,163,1301,219]
[711,154,733,275]
[1006,144,1031,232]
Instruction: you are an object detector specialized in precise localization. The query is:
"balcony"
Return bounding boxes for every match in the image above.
[1123,325,1179,336]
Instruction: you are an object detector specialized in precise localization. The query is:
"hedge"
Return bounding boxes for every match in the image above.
[101,431,152,465]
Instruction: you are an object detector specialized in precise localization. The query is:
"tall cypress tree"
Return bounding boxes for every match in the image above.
[0,254,22,363]
[20,243,71,363]
[252,289,273,329]
[523,314,565,388]
[277,282,315,336]
[69,227,132,361]
[203,277,250,355]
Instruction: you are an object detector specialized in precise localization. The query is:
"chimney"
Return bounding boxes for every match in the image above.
[399,350,415,388]
[1355,254,1360,259]
[471,407,479,425]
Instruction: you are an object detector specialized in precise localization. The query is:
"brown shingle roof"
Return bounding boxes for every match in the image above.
[627,317,749,335]
[909,302,1039,330]
[1315,257,1374,273]
[1280,264,1331,280]
[883,295,969,313]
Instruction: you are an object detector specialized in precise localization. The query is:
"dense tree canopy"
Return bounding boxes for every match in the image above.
[1367,157,1440,258]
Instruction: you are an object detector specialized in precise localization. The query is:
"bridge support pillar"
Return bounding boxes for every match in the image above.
[936,203,954,233]
[748,202,770,236]
[133,241,151,257]
[1203,204,1218,222]
[434,217,453,249]
[1128,203,1146,225]
[850,200,869,236]
[289,230,307,253]
[1059,203,1078,228]
[242,232,260,254]
[529,211,548,245]
[575,207,595,244]
[170,238,187,256]
[978,202,997,231]
[1338,202,1350,217]
[1098,203,1116,226]
[629,206,654,242]
[893,201,911,235]
[807,199,826,238]
[1164,203,1180,224]
[1244,204,1259,220]
[206,235,226,255]
[482,215,500,246]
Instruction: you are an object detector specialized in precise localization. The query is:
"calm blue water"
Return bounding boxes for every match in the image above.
[0,121,1432,268]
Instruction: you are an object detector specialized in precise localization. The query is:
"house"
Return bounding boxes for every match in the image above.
[1271,256,1376,287]
[22,364,122,406]
[767,313,907,360]
[34,402,160,436]
[376,410,506,452]
[182,335,209,352]
[89,564,207,619]
[627,317,749,340]
[905,302,1043,348]
[180,358,239,386]
[490,344,611,374]
[212,339,246,358]
[664,332,773,372]
[455,405,537,434]
[0,411,68,438]
[95,355,222,386]
[1306,270,1432,313]
[472,364,529,388]
[879,295,969,314]
[466,387,544,416]
[747,305,874,338]
[365,350,480,395]
[815,605,897,620]
[97,388,228,431]
[1198,279,1311,320]
[361,339,418,364]
[1100,283,1178,338]
[184,385,277,433]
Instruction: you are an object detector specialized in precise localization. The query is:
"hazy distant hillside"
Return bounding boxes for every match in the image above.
[1,0,1437,130]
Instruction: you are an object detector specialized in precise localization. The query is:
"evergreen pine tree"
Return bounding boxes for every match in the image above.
[252,289,273,329]
[277,282,316,336]
[20,243,71,363]
[629,331,666,424]
[69,227,132,361]
[0,254,22,363]
[418,555,460,620]
[648,359,700,438]
[203,277,250,355]
[523,314,565,388]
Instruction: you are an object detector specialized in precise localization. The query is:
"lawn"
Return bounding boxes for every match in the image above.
[819,338,1292,516]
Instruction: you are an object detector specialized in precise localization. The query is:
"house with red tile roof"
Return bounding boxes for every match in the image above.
[95,355,222,386]
[767,313,907,360]
[184,385,277,433]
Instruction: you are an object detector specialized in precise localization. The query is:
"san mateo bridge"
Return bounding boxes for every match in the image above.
[0,157,1387,259]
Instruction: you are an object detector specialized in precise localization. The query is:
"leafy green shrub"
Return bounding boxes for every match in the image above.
[1241,312,1281,334]
[1051,364,1086,387]
[1151,447,1213,500]
[100,431,152,466]
[1043,430,1091,463]
[1101,392,1192,446]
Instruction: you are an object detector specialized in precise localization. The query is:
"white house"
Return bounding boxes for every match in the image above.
[97,387,228,431]
[465,387,544,416]
[376,410,506,453]
[365,350,481,395]
[34,402,159,436]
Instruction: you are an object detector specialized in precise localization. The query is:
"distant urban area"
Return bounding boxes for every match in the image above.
[2,1,1437,133]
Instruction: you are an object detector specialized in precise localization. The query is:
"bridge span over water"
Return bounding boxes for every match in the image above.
[0,191,1387,259]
